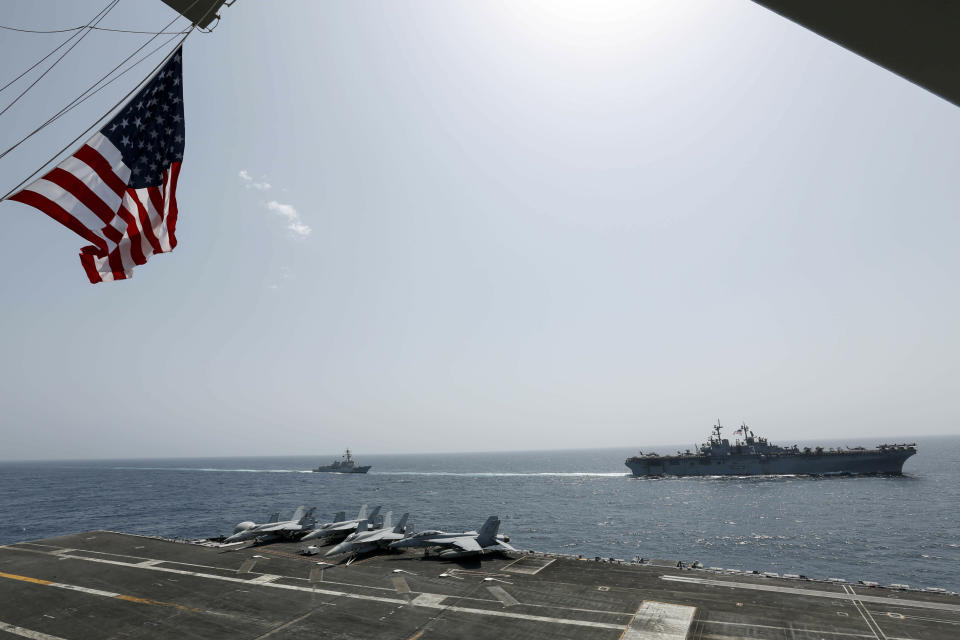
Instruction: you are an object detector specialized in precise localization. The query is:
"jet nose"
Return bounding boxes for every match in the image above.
[326,544,345,557]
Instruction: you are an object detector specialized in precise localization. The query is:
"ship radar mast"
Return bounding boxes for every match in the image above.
[344,449,353,462]
[710,420,723,444]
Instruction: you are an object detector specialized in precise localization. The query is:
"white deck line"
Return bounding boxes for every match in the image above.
[661,575,960,613]
[621,601,696,640]
[844,584,888,640]
[1,548,624,632]
[0,621,69,640]
[502,557,556,575]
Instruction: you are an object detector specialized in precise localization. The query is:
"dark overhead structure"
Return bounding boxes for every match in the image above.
[160,0,229,29]
[753,1,960,108]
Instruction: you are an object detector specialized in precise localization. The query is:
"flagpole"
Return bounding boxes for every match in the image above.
[0,32,191,203]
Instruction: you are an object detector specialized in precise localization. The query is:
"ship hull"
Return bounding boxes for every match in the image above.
[625,450,915,477]
[312,466,371,474]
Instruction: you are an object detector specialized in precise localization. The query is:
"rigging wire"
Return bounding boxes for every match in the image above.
[0,24,193,35]
[0,0,119,118]
[0,0,204,161]
[0,0,221,201]
[0,31,193,203]
[0,26,84,95]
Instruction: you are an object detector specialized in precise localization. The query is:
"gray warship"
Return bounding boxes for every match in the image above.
[312,449,371,474]
[625,422,916,477]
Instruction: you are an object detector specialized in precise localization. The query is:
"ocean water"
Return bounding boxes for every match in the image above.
[1,436,958,591]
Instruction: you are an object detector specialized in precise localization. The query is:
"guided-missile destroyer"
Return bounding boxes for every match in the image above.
[625,422,916,477]
[313,449,371,474]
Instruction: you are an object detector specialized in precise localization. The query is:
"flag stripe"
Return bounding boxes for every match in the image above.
[86,132,131,184]
[9,190,108,253]
[166,162,181,248]
[115,196,147,265]
[79,247,104,284]
[147,186,171,252]
[43,168,124,244]
[73,144,127,198]
[129,190,164,255]
[21,178,119,245]
[59,155,123,212]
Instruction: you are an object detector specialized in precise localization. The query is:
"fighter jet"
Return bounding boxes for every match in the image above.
[300,504,382,543]
[326,512,409,557]
[389,516,515,559]
[224,506,317,544]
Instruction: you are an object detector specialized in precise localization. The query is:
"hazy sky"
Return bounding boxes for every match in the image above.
[1,1,957,460]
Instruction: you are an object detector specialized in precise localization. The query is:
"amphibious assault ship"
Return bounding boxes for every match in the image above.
[312,449,371,474]
[625,422,916,477]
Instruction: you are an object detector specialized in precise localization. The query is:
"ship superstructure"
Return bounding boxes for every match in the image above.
[625,422,916,477]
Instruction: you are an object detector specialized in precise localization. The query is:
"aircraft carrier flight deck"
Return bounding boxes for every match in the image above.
[1,530,959,639]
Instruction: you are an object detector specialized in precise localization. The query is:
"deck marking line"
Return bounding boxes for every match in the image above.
[3,553,625,630]
[407,631,425,640]
[620,601,696,640]
[252,611,313,639]
[0,571,53,586]
[845,584,887,640]
[0,569,198,612]
[392,577,411,594]
[661,575,960,613]
[0,620,69,640]
[250,574,281,584]
[411,593,447,607]
[487,585,519,607]
[502,557,556,575]
[704,620,881,638]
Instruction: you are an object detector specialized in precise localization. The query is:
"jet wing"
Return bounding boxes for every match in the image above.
[486,540,516,552]
[256,523,298,533]
[449,537,483,554]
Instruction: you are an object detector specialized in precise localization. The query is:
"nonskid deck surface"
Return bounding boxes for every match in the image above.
[1,532,958,640]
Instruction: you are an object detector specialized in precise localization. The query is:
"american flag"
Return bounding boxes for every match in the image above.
[9,47,186,283]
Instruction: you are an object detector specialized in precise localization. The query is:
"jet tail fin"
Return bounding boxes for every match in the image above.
[357,504,368,520]
[368,506,381,524]
[393,513,409,534]
[291,506,306,522]
[477,516,501,547]
[299,507,317,525]
[267,512,280,523]
[382,511,392,530]
[334,511,345,523]
[356,519,368,533]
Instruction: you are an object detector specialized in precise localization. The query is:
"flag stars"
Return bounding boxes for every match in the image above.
[120,135,131,146]
[136,101,144,110]
[133,117,143,129]
[120,118,129,128]
[172,114,182,123]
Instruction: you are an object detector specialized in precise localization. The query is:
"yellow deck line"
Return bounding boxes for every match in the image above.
[0,570,197,612]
